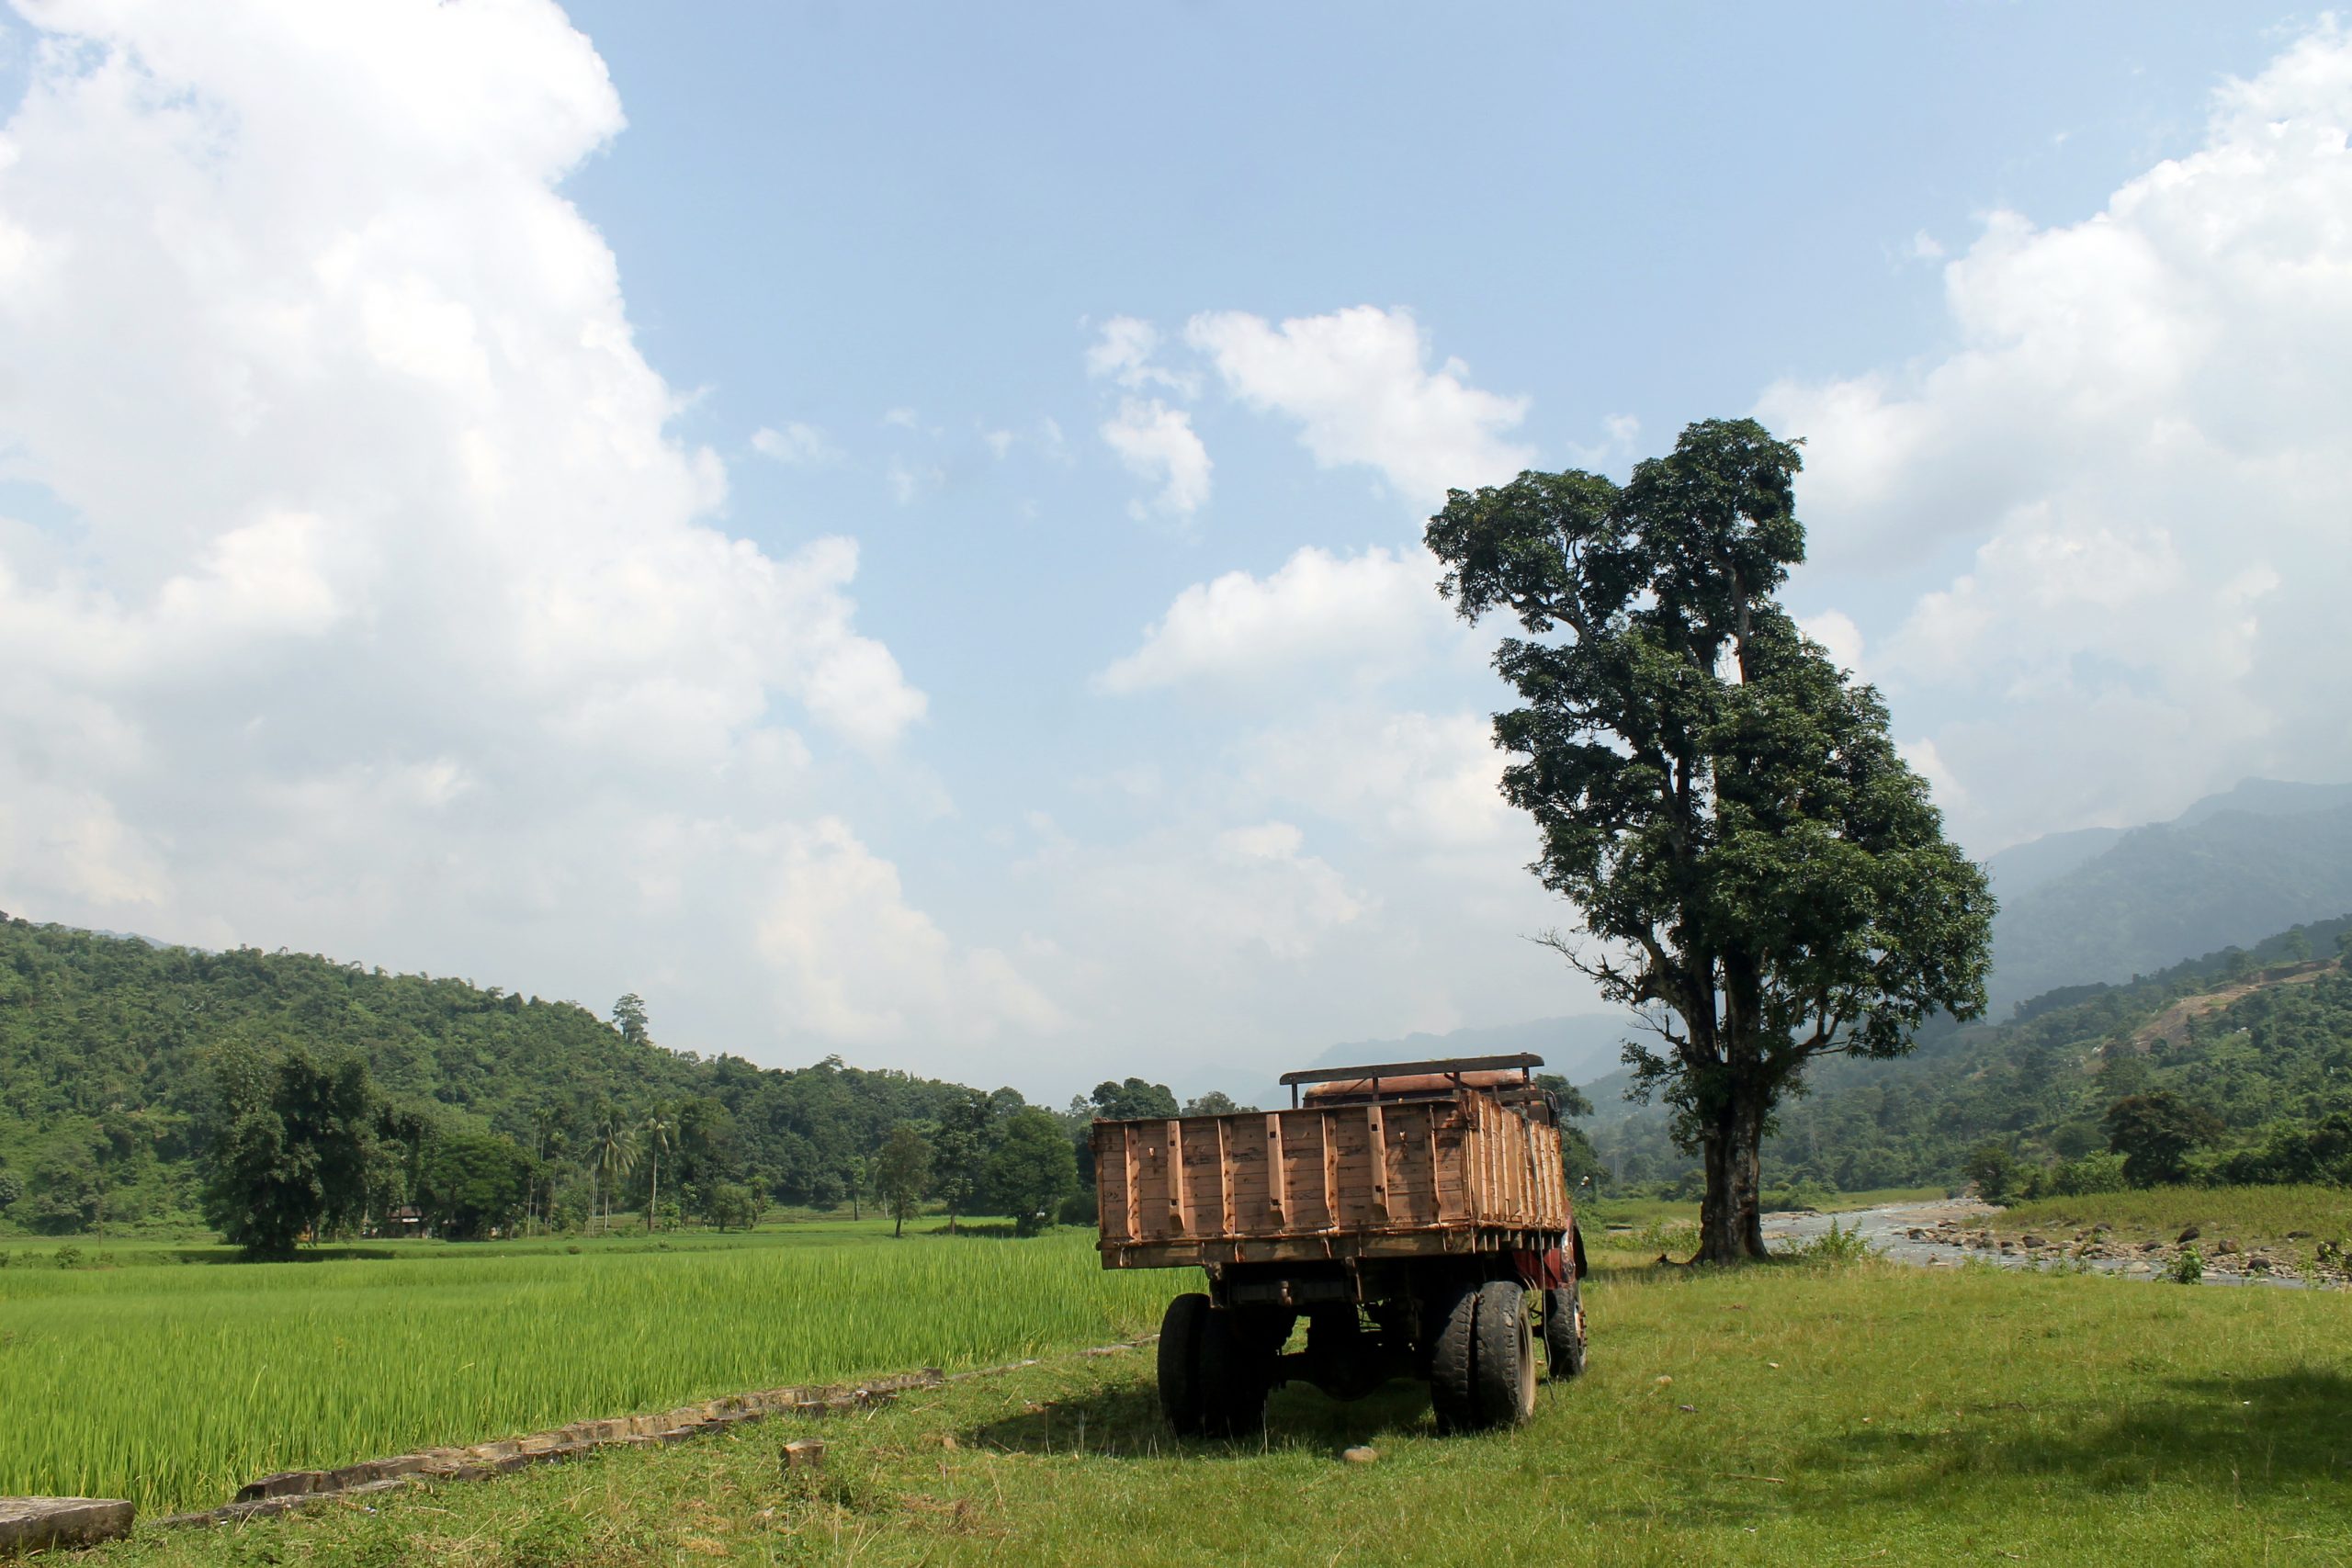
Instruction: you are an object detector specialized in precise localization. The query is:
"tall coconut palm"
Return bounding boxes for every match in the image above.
[528,1103,567,1235]
[593,1120,639,1235]
[642,1113,673,1233]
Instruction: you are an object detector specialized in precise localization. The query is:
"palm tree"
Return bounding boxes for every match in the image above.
[642,1114,673,1234]
[593,1120,639,1235]
[538,1128,569,1235]
[529,1103,566,1235]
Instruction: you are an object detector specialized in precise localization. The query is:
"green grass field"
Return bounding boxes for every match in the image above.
[0,1221,1166,1516]
[91,1251,2352,1567]
[1994,1184,2352,1248]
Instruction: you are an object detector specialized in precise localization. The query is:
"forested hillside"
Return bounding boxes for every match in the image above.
[1586,913,2352,1196]
[0,916,1025,1235]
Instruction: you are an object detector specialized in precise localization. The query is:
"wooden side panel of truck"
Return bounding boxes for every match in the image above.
[1095,1089,1570,1269]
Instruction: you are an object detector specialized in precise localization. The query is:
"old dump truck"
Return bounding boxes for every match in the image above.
[1093,1053,1587,1437]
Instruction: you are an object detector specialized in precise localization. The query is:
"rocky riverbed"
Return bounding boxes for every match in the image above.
[1758,1199,2349,1289]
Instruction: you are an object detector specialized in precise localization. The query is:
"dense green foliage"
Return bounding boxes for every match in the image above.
[1587,913,2352,1198]
[0,917,1076,1237]
[987,1107,1080,1235]
[198,1045,379,1257]
[1425,419,1992,1258]
[874,1123,932,1237]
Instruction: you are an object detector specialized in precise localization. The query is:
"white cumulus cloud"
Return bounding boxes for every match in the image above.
[1186,305,1532,503]
[1100,397,1212,521]
[1242,707,1523,861]
[1757,21,2352,845]
[754,818,1062,1043]
[751,422,841,468]
[0,0,1051,1061]
[1085,314,1199,396]
[1095,545,1446,694]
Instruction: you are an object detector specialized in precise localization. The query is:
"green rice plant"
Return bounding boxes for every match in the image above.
[102,1252,2352,1568]
[0,1226,1170,1515]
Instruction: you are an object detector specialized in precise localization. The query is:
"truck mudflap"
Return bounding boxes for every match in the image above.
[1512,1225,1586,1288]
[1512,1244,1570,1290]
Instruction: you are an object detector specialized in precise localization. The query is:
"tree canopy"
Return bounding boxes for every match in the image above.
[874,1122,933,1238]
[200,1044,379,1258]
[987,1107,1079,1235]
[1426,419,1995,1261]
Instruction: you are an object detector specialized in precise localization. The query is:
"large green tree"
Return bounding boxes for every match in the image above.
[986,1107,1079,1235]
[873,1122,933,1237]
[1088,1077,1179,1120]
[2104,1091,2223,1187]
[1425,418,1995,1263]
[931,1089,1007,1234]
[199,1044,381,1258]
[413,1126,535,1240]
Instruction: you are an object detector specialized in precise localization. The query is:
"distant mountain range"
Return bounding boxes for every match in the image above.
[1336,776,2352,1124]
[1984,778,2352,1011]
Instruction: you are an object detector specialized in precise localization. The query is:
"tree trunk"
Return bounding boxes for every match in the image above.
[1692,1084,1772,1264]
[648,1155,658,1234]
[893,1206,904,1238]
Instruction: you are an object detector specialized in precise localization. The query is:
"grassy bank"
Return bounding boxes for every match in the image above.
[1996,1184,2352,1249]
[0,1222,1164,1515]
[100,1252,2352,1566]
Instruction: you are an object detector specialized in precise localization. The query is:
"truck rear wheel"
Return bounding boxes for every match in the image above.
[1542,1276,1586,1380]
[1197,1306,1273,1438]
[1471,1280,1537,1427]
[1157,1292,1211,1436]
[1428,1280,1480,1434]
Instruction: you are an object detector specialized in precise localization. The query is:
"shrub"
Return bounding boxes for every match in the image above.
[1796,1219,1879,1265]
[1759,1178,1833,1212]
[2043,1151,2130,1197]
[2166,1246,2205,1285]
[1962,1143,2018,1204]
[2107,1092,2224,1187]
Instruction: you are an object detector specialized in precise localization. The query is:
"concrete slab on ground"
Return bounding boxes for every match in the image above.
[0,1497,135,1556]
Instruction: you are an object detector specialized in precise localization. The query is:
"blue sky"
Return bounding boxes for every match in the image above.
[0,3,2345,1099]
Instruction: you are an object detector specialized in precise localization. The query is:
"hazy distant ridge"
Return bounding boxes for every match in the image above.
[1987,779,2352,1010]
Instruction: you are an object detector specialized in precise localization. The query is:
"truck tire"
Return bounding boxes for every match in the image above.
[1471,1280,1537,1428]
[1198,1305,1273,1438]
[1158,1292,1211,1436]
[1542,1276,1587,1380]
[1428,1280,1480,1434]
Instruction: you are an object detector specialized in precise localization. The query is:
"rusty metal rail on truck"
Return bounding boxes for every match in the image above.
[1094,1053,1571,1269]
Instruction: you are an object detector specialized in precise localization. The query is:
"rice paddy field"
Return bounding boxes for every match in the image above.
[0,1222,1168,1516]
[102,1251,2352,1567]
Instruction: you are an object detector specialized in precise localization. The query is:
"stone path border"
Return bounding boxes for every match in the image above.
[1,1498,137,1557]
[148,1342,1146,1532]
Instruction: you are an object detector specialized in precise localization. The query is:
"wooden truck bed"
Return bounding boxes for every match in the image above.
[1094,1081,1570,1269]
